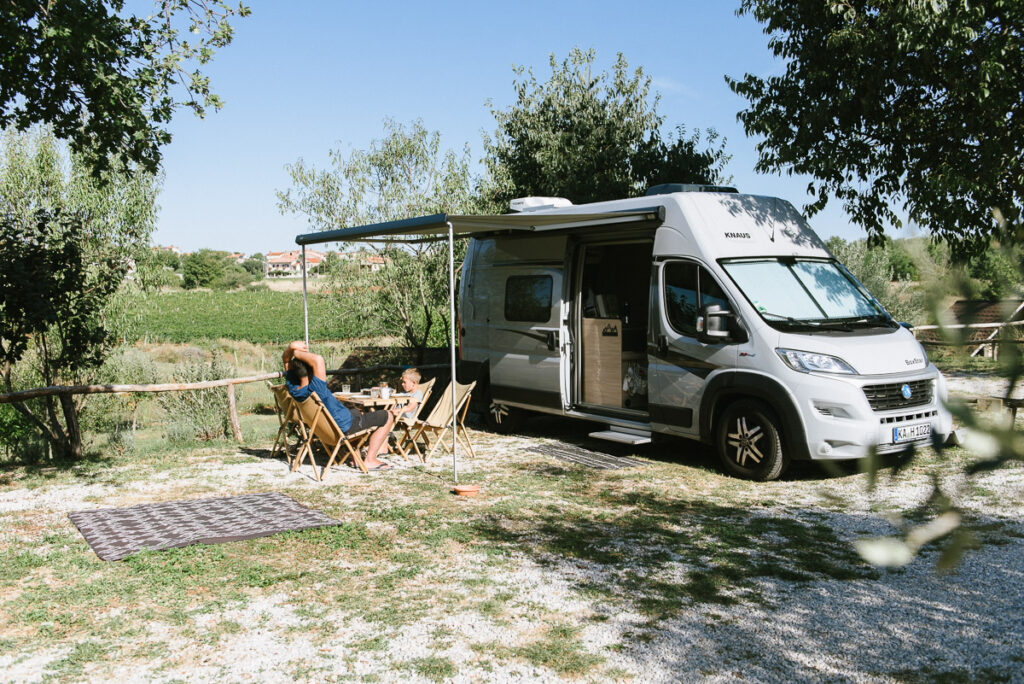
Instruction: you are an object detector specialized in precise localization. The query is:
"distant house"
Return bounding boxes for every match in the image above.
[153,244,182,255]
[227,252,247,264]
[265,249,325,277]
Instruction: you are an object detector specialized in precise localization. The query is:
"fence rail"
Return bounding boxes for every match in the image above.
[0,362,452,444]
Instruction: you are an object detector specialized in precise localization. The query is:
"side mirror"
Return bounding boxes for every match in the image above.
[698,303,740,343]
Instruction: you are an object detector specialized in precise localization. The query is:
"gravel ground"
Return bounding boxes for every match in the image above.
[1,375,1023,683]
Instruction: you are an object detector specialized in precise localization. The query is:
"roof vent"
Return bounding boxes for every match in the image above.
[509,196,573,212]
[645,183,738,196]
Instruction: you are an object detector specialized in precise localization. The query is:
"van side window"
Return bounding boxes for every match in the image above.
[664,262,728,336]
[505,275,553,322]
[664,262,699,335]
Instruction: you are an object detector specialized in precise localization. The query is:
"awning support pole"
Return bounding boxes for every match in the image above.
[446,222,458,483]
[447,221,459,484]
[301,245,309,345]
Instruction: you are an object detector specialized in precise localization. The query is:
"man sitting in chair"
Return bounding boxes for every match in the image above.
[283,341,393,471]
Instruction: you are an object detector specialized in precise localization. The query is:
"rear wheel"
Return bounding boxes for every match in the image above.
[715,399,787,481]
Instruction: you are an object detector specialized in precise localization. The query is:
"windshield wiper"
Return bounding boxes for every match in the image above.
[761,312,826,331]
[832,314,898,329]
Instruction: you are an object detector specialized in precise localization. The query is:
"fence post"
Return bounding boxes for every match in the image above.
[226,385,243,443]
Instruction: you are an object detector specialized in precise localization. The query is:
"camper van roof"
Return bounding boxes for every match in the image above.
[646,183,738,195]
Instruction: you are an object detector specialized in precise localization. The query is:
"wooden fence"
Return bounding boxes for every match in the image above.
[913,320,1024,359]
[0,363,450,443]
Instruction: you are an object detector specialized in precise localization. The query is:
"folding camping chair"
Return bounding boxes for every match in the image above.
[269,382,302,468]
[406,380,476,462]
[390,377,436,462]
[293,393,375,481]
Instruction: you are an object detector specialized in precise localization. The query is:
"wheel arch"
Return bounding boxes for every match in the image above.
[699,371,812,462]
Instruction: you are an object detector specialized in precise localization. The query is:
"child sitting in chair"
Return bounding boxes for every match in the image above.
[389,368,424,423]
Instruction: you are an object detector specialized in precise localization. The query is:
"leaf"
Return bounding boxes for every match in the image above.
[855,537,914,567]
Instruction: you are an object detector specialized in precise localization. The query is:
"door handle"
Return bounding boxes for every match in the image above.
[546,330,559,351]
[657,334,668,356]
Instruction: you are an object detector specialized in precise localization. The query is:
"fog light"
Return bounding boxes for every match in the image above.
[817,442,833,456]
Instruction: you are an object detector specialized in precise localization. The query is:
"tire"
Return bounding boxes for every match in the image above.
[482,397,525,434]
[715,399,788,481]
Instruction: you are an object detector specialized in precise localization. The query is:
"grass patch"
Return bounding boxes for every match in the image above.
[404,655,457,681]
[501,623,604,675]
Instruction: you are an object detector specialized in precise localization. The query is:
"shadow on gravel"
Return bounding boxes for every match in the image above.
[468,480,1024,680]
[469,411,857,482]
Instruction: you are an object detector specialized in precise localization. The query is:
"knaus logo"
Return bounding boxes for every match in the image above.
[724,232,751,239]
[905,357,924,366]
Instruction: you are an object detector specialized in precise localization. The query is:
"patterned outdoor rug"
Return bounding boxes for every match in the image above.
[527,442,646,470]
[69,492,340,561]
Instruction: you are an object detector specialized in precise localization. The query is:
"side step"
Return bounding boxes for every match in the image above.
[589,427,652,445]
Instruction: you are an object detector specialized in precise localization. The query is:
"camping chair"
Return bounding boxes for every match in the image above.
[390,377,436,462]
[406,380,477,462]
[293,393,375,481]
[268,382,302,468]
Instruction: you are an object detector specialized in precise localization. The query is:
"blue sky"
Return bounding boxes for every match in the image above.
[153,1,908,254]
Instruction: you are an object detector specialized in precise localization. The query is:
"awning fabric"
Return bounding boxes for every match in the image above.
[294,207,665,245]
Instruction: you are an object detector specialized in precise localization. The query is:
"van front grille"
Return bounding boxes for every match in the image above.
[863,380,933,411]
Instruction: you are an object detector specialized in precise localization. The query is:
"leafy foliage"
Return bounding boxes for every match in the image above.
[729,1,1024,253]
[484,48,731,208]
[0,127,158,459]
[277,119,480,360]
[159,359,232,441]
[242,253,265,279]
[0,0,250,175]
[180,249,253,290]
[181,249,227,289]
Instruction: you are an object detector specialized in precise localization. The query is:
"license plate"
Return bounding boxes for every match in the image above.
[893,423,931,444]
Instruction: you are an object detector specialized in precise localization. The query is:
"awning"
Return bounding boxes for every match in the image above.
[294,204,664,485]
[294,207,665,245]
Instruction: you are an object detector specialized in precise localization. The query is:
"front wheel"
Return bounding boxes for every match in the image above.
[715,400,788,481]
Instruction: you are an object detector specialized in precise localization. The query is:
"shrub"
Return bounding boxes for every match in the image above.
[159,359,232,441]
[0,403,46,464]
[81,348,161,433]
[107,422,135,457]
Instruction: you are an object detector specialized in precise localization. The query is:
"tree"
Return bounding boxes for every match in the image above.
[153,249,181,271]
[0,0,250,175]
[728,1,1024,253]
[181,249,228,289]
[484,48,731,208]
[277,119,480,361]
[242,253,265,279]
[0,127,158,459]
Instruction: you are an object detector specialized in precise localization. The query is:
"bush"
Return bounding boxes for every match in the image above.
[159,359,233,441]
[81,348,161,433]
[213,263,253,290]
[107,422,135,457]
[0,403,46,463]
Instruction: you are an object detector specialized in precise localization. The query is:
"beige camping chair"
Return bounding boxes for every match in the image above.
[406,379,476,462]
[269,382,302,468]
[293,393,375,481]
[390,377,436,462]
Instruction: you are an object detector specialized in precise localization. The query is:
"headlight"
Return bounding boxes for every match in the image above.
[776,348,857,374]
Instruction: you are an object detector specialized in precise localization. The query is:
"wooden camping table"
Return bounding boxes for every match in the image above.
[334,392,411,411]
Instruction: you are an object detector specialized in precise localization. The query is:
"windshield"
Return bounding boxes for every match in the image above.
[721,258,891,329]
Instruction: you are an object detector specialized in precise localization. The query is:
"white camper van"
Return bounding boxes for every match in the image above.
[459,184,952,480]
